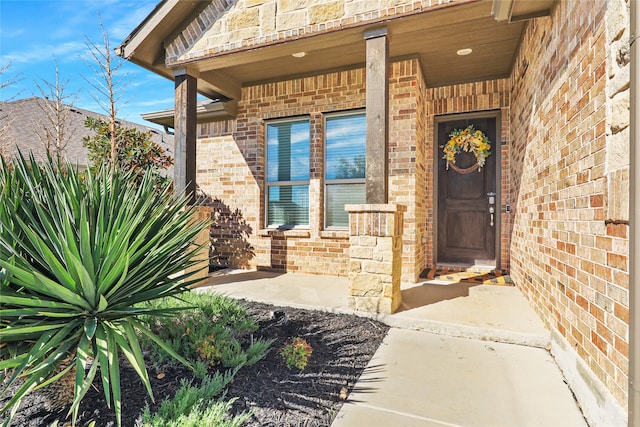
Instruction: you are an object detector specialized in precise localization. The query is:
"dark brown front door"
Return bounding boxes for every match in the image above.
[436,115,498,266]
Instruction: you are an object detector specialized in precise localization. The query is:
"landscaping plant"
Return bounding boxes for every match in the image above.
[280,337,313,371]
[139,291,274,372]
[0,153,210,427]
[140,369,251,427]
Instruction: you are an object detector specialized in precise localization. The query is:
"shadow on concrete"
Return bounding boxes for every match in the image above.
[192,269,285,287]
[397,281,481,312]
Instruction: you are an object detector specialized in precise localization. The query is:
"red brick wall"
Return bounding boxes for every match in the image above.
[509,0,629,413]
[197,59,424,280]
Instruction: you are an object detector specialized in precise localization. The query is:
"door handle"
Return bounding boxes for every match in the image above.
[489,206,494,227]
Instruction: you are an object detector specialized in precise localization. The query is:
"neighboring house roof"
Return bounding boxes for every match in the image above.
[0,97,174,168]
[142,99,237,128]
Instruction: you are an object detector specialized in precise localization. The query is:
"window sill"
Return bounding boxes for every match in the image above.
[319,230,350,239]
[258,228,311,238]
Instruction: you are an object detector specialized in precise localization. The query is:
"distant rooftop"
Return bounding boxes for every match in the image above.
[0,97,174,168]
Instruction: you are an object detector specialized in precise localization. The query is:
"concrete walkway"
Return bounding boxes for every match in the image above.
[193,269,587,426]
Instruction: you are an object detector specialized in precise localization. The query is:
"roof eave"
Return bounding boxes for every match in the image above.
[142,100,238,128]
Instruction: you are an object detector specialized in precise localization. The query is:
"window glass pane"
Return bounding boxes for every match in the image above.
[326,114,366,180]
[268,185,309,227]
[267,121,310,182]
[326,183,365,227]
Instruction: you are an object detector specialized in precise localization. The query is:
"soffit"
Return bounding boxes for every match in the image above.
[188,0,524,90]
[120,0,552,101]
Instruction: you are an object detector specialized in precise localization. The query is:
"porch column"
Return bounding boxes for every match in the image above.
[174,69,197,201]
[364,27,389,204]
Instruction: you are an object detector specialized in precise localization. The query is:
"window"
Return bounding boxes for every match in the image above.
[325,112,366,228]
[266,118,310,228]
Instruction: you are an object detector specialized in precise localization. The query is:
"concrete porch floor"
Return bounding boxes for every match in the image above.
[194,269,549,347]
[192,269,587,426]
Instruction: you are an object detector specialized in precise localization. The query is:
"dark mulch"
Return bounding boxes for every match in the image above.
[2,300,389,427]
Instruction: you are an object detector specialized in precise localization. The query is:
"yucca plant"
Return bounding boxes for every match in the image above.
[0,153,210,426]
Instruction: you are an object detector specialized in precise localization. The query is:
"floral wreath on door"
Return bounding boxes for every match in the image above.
[441,125,491,174]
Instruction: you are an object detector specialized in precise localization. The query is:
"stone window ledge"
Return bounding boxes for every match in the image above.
[319,230,350,239]
[258,229,311,238]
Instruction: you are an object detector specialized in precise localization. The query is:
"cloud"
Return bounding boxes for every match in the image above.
[132,97,175,108]
[3,41,87,66]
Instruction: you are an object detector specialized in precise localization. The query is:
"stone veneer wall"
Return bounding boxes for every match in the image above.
[424,79,511,271]
[346,204,405,313]
[509,0,629,425]
[166,0,460,64]
[196,58,423,281]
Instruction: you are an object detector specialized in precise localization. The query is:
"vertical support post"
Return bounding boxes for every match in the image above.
[364,27,389,204]
[174,69,197,201]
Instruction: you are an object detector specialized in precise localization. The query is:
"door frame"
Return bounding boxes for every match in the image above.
[433,110,502,269]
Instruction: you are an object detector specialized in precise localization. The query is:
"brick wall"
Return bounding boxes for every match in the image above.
[509,0,629,422]
[424,79,511,271]
[197,58,424,280]
[389,59,424,281]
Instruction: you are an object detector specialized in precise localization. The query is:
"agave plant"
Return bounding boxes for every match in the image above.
[0,154,210,426]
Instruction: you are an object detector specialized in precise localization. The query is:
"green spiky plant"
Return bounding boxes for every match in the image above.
[0,153,210,427]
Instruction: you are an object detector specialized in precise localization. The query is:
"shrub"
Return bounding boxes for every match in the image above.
[0,154,210,427]
[280,337,313,371]
[139,292,273,370]
[83,116,173,185]
[141,369,251,427]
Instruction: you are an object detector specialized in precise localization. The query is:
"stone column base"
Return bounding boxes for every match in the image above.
[345,204,405,314]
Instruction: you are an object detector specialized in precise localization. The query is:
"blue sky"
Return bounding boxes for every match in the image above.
[0,0,174,129]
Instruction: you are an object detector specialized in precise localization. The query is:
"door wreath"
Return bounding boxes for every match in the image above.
[441,125,491,174]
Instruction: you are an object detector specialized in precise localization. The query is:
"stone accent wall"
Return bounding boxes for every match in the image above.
[196,58,424,280]
[166,0,460,65]
[346,204,405,313]
[509,0,629,424]
[424,79,511,271]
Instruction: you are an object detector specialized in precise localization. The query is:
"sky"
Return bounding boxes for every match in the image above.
[0,0,175,129]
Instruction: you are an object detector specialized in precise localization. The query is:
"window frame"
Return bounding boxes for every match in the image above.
[264,116,311,229]
[324,110,367,229]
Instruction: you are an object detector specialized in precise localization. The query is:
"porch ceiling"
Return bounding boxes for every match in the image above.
[119,0,554,105]
[193,0,526,89]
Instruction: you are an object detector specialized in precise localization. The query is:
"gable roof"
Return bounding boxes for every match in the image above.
[0,97,174,167]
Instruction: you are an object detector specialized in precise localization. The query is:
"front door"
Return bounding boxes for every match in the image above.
[436,114,498,266]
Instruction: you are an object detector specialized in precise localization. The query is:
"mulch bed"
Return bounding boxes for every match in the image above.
[1,300,389,427]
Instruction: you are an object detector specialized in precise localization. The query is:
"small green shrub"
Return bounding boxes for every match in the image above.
[280,337,313,371]
[245,338,274,366]
[141,369,251,427]
[139,292,272,369]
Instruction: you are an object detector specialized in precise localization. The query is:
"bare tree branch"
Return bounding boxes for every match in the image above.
[0,62,24,156]
[34,57,78,162]
[82,12,129,167]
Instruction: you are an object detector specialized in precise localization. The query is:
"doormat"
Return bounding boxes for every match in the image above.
[419,267,514,286]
